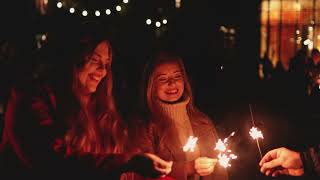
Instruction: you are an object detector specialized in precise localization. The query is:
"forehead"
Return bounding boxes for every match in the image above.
[93,41,111,62]
[154,61,182,75]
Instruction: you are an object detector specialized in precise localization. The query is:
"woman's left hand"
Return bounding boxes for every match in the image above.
[194,157,217,176]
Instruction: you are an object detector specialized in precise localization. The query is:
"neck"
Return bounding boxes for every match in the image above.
[156,96,190,123]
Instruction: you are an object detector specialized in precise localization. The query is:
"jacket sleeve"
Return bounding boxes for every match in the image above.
[301,145,320,176]
[3,87,135,177]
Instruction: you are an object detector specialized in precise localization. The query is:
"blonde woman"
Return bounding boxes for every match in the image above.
[137,52,228,180]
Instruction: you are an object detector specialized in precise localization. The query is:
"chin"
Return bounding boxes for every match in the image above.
[87,86,97,93]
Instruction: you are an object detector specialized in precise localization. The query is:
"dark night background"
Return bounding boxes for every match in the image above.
[0,0,319,179]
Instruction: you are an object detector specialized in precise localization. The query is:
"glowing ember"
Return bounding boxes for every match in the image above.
[249,127,264,140]
[214,131,237,168]
[214,139,227,152]
[218,153,238,168]
[183,136,198,152]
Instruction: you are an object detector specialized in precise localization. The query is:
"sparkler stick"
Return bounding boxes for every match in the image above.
[249,104,263,159]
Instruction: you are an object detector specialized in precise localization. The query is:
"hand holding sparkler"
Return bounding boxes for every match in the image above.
[259,147,304,177]
[194,157,218,176]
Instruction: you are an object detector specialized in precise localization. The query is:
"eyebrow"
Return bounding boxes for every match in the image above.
[92,52,111,62]
[156,74,167,78]
[92,52,101,58]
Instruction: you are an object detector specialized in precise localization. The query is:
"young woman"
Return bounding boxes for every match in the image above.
[137,52,228,180]
[0,23,172,179]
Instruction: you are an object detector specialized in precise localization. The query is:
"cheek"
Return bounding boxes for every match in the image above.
[78,66,94,85]
[78,71,88,86]
[177,81,184,93]
[155,83,167,97]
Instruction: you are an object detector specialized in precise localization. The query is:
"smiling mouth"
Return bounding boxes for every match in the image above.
[166,89,178,95]
[89,74,101,82]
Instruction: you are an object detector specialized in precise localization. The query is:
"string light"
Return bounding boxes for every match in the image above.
[155,21,161,27]
[56,0,129,17]
[162,19,167,24]
[146,19,152,25]
[95,10,100,16]
[116,5,122,12]
[82,10,88,17]
[105,9,111,15]
[69,8,75,14]
[57,2,62,8]
[41,34,47,41]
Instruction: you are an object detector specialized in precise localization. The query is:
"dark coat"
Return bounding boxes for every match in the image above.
[0,85,133,180]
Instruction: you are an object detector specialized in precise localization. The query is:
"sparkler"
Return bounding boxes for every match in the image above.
[183,136,198,152]
[249,104,264,159]
[214,131,237,168]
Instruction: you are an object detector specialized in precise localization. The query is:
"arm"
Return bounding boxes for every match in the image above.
[300,145,320,176]
[5,88,171,177]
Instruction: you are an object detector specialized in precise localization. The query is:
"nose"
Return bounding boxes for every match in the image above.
[96,66,107,77]
[168,78,176,86]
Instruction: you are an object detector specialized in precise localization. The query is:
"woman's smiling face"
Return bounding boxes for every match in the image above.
[153,62,184,103]
[77,41,111,95]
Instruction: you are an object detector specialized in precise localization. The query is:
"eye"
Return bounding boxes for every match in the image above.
[90,57,100,63]
[174,74,182,79]
[158,77,168,83]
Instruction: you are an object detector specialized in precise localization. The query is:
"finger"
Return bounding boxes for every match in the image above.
[265,169,272,176]
[156,162,172,175]
[259,149,279,166]
[197,166,214,176]
[146,153,172,168]
[195,162,212,170]
[261,158,282,173]
[154,166,170,175]
[196,157,216,164]
[271,169,287,177]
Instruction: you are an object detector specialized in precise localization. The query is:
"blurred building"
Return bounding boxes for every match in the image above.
[260,0,320,70]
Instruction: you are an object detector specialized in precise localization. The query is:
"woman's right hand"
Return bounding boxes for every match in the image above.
[144,153,173,176]
[129,153,173,178]
[194,157,217,176]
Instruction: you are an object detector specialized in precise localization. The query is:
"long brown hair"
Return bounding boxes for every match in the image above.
[56,23,126,155]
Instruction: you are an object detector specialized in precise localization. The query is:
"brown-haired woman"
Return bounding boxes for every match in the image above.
[137,52,228,180]
[0,23,172,179]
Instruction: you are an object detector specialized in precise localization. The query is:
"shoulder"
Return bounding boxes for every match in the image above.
[190,110,219,136]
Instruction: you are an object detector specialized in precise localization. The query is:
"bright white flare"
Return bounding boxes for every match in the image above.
[183,136,198,152]
[249,127,264,140]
